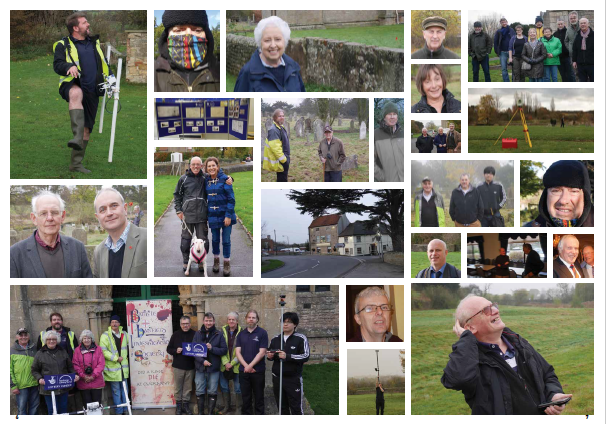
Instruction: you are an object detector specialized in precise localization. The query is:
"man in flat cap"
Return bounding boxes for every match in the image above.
[469,22,492,82]
[155,10,220,92]
[525,160,594,228]
[411,16,461,59]
[318,125,346,182]
[374,101,404,182]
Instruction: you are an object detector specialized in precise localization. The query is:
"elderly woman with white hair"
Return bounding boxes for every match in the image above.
[234,16,305,92]
[31,330,79,414]
[72,329,106,405]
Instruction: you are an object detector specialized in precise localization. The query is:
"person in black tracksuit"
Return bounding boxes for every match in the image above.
[376,380,385,415]
[449,174,484,227]
[476,166,507,227]
[267,312,310,415]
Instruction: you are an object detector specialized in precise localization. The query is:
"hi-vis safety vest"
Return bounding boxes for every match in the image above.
[40,330,75,350]
[99,326,130,381]
[52,37,109,88]
[262,123,287,172]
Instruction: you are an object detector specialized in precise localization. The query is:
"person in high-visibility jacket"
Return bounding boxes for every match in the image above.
[99,315,130,415]
[263,109,290,181]
[53,12,111,174]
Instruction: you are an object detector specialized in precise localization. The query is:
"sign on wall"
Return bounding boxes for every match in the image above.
[127,300,175,408]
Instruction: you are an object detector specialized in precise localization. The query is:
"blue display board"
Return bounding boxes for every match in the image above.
[181,101,207,135]
[228,99,250,140]
[156,101,183,138]
[204,100,228,134]
[156,98,249,139]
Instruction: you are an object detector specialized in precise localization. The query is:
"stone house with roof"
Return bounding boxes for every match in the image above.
[308,213,350,254]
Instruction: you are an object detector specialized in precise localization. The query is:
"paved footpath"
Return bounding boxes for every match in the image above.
[154,202,253,277]
[262,254,403,278]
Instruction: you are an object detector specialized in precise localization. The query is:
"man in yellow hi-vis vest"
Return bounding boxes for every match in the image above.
[53,12,111,174]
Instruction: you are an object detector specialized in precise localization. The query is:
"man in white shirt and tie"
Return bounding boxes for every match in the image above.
[553,235,585,278]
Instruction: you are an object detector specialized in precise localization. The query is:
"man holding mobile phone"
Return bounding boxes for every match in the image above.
[442,295,572,415]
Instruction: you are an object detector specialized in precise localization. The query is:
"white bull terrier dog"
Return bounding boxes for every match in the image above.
[185,235,208,276]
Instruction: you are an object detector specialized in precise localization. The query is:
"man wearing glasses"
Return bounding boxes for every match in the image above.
[442,295,572,415]
[348,287,402,342]
[10,190,92,278]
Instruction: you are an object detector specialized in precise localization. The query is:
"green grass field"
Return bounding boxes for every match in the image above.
[261,124,369,182]
[235,25,404,49]
[261,259,284,273]
[411,66,461,107]
[410,197,514,227]
[411,251,462,278]
[347,392,405,415]
[411,306,594,415]
[468,125,594,153]
[154,172,253,235]
[10,56,147,179]
[302,362,339,415]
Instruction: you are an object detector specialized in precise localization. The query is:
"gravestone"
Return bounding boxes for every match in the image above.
[295,118,304,137]
[285,121,291,139]
[305,118,312,133]
[62,225,74,237]
[338,118,342,126]
[72,228,87,245]
[341,154,359,171]
[360,121,367,140]
[313,119,324,142]
[350,120,355,130]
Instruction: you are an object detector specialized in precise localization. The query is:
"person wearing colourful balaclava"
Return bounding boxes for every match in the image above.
[154,10,220,92]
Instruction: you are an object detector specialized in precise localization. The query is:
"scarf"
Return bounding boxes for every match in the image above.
[580,29,589,50]
[168,34,207,69]
[199,325,217,341]
[529,39,538,49]
[551,216,578,227]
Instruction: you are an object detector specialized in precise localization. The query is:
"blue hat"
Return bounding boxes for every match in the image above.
[110,315,121,323]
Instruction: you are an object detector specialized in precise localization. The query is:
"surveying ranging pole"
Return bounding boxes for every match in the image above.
[278,295,287,415]
[98,43,123,163]
[494,98,532,148]
[107,58,122,163]
[98,44,112,134]
[375,349,380,382]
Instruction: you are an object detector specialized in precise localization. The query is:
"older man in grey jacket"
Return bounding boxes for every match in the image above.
[10,191,92,278]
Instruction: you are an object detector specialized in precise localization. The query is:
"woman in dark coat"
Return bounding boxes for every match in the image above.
[411,64,461,113]
[204,157,237,276]
[521,28,547,82]
[31,331,79,414]
[234,16,305,92]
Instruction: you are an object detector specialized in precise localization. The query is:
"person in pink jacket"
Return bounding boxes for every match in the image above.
[72,330,105,405]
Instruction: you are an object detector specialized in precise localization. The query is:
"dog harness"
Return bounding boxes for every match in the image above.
[190,244,207,264]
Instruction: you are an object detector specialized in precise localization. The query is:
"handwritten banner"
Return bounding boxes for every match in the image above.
[44,373,76,391]
[182,342,207,358]
[127,299,175,408]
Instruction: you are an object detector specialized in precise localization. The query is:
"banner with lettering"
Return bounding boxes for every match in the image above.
[127,300,175,408]
[44,373,76,391]
[182,342,207,358]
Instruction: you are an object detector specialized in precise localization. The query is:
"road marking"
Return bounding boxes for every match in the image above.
[281,269,309,278]
[339,257,365,277]
[311,261,320,269]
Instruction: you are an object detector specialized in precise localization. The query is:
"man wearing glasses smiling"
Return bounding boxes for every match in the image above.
[442,295,572,415]
[348,287,402,342]
[10,190,92,278]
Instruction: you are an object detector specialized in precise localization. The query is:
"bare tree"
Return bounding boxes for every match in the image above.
[550,97,556,113]
[473,13,502,39]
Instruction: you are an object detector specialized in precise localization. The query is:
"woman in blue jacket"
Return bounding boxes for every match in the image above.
[433,127,448,153]
[204,157,237,276]
[234,16,305,92]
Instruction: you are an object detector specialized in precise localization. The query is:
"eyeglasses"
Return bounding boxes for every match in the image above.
[466,303,499,323]
[356,304,392,314]
[36,210,61,218]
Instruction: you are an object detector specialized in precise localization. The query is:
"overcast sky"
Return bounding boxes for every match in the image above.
[261,190,378,244]
[468,88,594,111]
[413,120,460,126]
[461,282,578,295]
[348,349,404,378]
[468,10,546,25]
[154,10,220,28]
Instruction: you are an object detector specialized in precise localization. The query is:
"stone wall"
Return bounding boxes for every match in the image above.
[227,34,404,92]
[154,162,253,176]
[540,10,594,29]
[261,10,402,29]
[126,30,147,84]
[384,251,404,267]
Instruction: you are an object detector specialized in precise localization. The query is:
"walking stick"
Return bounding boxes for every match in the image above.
[323,160,326,182]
